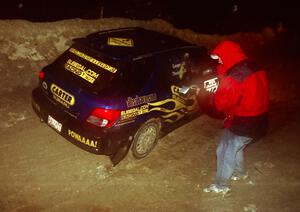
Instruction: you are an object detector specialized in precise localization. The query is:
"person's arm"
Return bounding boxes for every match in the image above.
[214,77,241,112]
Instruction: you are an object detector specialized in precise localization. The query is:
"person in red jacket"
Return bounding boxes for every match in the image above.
[203,40,269,194]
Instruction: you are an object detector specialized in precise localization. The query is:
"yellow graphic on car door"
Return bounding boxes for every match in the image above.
[120,85,198,123]
[148,85,198,123]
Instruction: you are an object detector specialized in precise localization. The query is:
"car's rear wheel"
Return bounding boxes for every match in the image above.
[131,119,161,159]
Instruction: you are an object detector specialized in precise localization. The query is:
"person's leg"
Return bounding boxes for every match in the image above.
[203,129,231,194]
[232,135,252,180]
[204,130,253,193]
[215,129,237,187]
[214,130,252,185]
[215,129,228,184]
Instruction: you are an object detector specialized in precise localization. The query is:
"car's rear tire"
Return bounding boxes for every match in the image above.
[131,119,161,159]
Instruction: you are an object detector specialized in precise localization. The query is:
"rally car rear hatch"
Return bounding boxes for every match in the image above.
[40,42,129,120]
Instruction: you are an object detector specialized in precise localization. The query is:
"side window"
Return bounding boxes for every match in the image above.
[188,48,218,85]
[189,48,207,78]
[190,48,218,75]
[126,58,154,93]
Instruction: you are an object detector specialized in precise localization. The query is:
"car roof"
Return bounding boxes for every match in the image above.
[75,27,200,61]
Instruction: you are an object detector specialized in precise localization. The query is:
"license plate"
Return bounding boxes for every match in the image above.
[47,115,62,132]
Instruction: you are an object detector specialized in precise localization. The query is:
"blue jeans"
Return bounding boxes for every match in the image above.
[215,129,252,187]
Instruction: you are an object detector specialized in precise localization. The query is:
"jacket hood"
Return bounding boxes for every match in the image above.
[211,40,247,76]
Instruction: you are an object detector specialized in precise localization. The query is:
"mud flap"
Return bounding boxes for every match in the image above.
[110,139,132,166]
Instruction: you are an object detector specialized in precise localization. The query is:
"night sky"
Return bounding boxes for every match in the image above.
[0,0,299,34]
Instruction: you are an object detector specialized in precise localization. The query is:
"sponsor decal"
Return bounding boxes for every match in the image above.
[172,61,187,80]
[204,77,219,93]
[121,104,149,120]
[50,84,75,108]
[126,93,157,108]
[120,85,198,123]
[107,37,134,47]
[68,129,98,148]
[147,85,198,123]
[64,59,99,83]
[69,48,117,73]
[172,53,189,80]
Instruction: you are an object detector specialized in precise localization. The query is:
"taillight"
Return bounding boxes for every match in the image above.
[39,70,45,80]
[86,108,121,128]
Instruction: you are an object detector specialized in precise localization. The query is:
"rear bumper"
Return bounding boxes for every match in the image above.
[31,87,135,158]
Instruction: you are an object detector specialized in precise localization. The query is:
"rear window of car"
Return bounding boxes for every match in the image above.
[50,43,152,96]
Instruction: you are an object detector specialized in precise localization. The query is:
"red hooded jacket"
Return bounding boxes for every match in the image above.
[211,40,269,139]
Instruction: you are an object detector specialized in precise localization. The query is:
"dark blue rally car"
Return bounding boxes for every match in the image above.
[32,27,218,165]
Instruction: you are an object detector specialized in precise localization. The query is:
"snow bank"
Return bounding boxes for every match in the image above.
[0,18,281,94]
